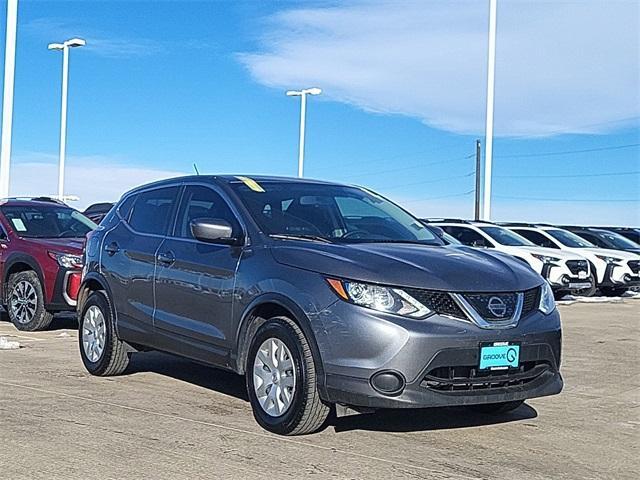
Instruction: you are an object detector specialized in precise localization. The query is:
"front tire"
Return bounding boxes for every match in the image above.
[78,290,130,376]
[468,400,524,414]
[572,272,597,297]
[7,271,54,331]
[246,316,330,435]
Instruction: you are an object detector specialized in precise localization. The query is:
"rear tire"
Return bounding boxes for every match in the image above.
[6,271,54,331]
[468,400,524,414]
[78,290,130,376]
[246,316,330,435]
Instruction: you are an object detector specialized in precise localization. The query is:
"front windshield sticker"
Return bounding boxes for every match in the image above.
[236,176,265,193]
[11,218,26,232]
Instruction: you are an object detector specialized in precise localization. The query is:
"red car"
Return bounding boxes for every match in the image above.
[0,198,96,331]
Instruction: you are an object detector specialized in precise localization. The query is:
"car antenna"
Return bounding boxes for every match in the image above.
[193,163,200,175]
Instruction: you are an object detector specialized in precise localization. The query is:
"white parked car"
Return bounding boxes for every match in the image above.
[505,225,640,296]
[427,220,594,297]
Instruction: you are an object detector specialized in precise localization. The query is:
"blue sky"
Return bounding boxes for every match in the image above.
[1,0,639,225]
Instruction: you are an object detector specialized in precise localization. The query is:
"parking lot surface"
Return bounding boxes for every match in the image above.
[0,300,638,480]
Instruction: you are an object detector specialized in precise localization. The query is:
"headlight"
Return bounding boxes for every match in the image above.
[531,254,560,264]
[48,252,83,269]
[595,255,623,264]
[326,279,432,319]
[539,282,556,315]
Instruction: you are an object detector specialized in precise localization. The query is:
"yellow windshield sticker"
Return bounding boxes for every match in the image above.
[236,176,265,192]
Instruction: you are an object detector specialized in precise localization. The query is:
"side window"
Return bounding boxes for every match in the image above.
[442,226,490,247]
[0,224,7,241]
[516,229,558,249]
[117,195,136,221]
[174,185,239,240]
[128,186,179,236]
[580,232,607,247]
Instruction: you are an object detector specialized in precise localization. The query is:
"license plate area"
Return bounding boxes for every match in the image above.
[479,342,520,370]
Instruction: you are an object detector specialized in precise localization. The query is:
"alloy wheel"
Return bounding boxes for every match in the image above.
[82,305,106,363]
[253,338,296,417]
[9,281,37,325]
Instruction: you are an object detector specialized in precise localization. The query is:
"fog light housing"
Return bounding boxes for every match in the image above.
[561,275,570,285]
[370,371,405,396]
[624,274,632,283]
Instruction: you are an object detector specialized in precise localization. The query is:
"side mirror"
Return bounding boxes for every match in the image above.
[190,218,241,245]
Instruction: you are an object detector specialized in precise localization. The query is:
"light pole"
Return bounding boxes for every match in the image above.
[0,0,19,199]
[286,87,321,177]
[48,38,85,200]
[482,0,497,220]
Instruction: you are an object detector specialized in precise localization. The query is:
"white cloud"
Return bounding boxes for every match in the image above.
[239,0,640,136]
[9,152,186,210]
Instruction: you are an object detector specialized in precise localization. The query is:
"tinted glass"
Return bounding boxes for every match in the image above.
[0,205,96,238]
[117,195,136,221]
[128,187,179,235]
[546,229,595,248]
[230,181,440,244]
[593,230,640,249]
[442,226,492,247]
[175,185,238,239]
[514,229,559,248]
[479,226,534,246]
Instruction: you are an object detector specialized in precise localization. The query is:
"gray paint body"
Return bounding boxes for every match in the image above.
[82,175,562,409]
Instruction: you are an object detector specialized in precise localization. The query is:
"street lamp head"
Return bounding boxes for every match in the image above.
[286,90,302,96]
[304,87,322,95]
[65,38,86,48]
[47,43,64,50]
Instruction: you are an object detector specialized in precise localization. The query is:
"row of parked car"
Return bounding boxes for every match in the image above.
[0,176,637,435]
[423,220,640,298]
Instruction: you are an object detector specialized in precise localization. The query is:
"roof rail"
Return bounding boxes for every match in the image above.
[0,196,66,205]
[498,222,554,228]
[420,218,471,224]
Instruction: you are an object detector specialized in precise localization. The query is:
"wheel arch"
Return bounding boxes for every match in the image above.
[234,293,328,398]
[2,254,45,304]
[78,272,113,315]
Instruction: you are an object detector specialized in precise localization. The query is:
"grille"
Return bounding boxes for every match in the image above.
[521,287,540,317]
[628,260,640,274]
[566,259,589,275]
[422,361,550,392]
[403,288,466,320]
[461,292,518,321]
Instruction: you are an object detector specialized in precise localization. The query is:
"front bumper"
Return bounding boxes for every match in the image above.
[319,302,562,409]
[544,263,591,291]
[600,262,640,288]
[46,268,81,311]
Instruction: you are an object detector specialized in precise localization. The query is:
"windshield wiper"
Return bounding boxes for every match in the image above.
[354,239,441,246]
[269,234,333,244]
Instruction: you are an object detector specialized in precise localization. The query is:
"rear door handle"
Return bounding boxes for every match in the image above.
[157,251,175,266]
[105,242,120,256]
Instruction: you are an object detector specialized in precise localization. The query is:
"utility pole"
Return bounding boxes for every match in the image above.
[0,0,19,199]
[482,0,497,220]
[474,139,482,220]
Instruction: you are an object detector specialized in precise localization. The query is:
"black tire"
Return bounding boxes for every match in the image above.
[600,286,628,297]
[6,271,54,331]
[78,290,130,376]
[468,400,524,414]
[246,316,330,435]
[572,272,597,297]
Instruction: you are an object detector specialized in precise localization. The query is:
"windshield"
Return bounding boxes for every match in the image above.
[230,180,441,245]
[479,226,535,246]
[595,230,640,249]
[1,205,97,238]
[546,229,595,248]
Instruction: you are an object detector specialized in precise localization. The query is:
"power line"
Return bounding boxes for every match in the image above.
[402,190,475,204]
[340,154,475,180]
[494,143,640,159]
[375,172,475,191]
[496,170,640,179]
[495,195,639,203]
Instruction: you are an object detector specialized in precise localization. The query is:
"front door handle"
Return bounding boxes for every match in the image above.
[157,251,175,266]
[105,242,120,256]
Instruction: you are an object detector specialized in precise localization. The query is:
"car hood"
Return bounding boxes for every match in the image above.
[500,245,586,260]
[270,242,543,292]
[22,237,85,255]
[566,247,640,260]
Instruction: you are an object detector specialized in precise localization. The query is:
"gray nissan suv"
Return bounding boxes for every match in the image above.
[78,176,562,435]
